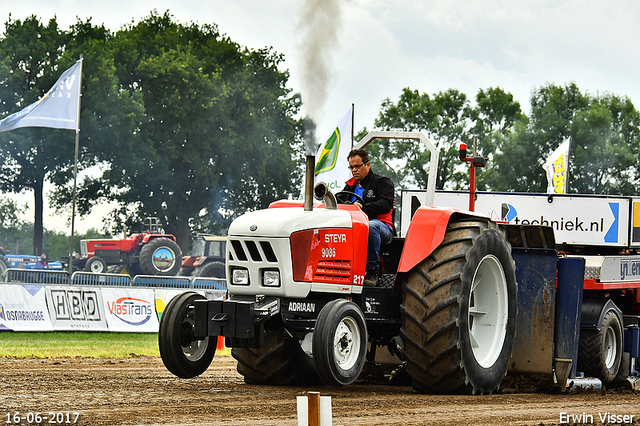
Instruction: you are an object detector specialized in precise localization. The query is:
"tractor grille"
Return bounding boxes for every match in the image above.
[229,239,279,263]
[314,260,351,283]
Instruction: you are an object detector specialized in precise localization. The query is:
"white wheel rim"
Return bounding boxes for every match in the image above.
[181,317,209,361]
[153,247,177,272]
[90,261,103,273]
[604,326,617,369]
[333,316,361,371]
[468,254,509,368]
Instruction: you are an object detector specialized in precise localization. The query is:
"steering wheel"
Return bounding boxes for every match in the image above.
[335,191,365,206]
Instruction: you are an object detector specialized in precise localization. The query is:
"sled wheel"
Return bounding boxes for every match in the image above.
[159,292,215,378]
[578,309,622,385]
[139,237,182,276]
[84,256,107,273]
[312,299,368,386]
[232,330,320,386]
[399,218,517,394]
[194,261,226,279]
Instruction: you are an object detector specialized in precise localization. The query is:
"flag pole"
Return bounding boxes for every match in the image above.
[351,103,354,149]
[68,56,83,276]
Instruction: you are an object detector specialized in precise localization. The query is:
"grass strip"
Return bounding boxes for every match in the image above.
[0,332,160,358]
[0,332,231,358]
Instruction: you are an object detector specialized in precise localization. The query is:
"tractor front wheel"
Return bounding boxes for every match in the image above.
[139,237,182,276]
[194,261,226,279]
[159,292,215,378]
[84,256,107,273]
[312,299,368,386]
[400,218,517,395]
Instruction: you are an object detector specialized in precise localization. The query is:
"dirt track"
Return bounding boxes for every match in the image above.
[1,355,640,425]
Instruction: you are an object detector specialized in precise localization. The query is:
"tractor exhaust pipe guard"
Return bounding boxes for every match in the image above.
[314,182,337,210]
[304,155,315,211]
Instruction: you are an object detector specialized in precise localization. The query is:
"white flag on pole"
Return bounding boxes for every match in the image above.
[0,59,82,132]
[314,106,353,191]
[543,138,570,194]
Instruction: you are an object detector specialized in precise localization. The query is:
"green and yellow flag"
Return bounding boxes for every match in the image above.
[314,106,353,191]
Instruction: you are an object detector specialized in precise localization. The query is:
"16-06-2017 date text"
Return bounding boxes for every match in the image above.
[5,412,81,424]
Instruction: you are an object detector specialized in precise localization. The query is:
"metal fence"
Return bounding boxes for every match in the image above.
[0,268,227,290]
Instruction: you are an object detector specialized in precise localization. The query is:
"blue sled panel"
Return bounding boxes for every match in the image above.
[554,257,585,380]
[509,248,557,375]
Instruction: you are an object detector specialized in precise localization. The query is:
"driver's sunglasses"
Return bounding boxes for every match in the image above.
[348,163,366,171]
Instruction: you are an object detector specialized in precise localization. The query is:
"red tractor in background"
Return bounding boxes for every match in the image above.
[65,217,182,276]
[180,234,227,278]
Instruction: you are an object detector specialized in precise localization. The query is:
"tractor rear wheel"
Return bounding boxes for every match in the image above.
[159,292,216,378]
[232,330,320,386]
[194,261,226,279]
[399,218,517,394]
[139,237,182,276]
[577,309,622,385]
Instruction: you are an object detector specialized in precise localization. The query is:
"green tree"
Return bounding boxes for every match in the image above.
[0,196,30,253]
[88,11,303,251]
[0,16,69,255]
[486,83,640,194]
[373,86,523,191]
[0,16,142,255]
[44,227,110,261]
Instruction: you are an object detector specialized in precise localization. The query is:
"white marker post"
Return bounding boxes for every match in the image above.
[296,392,332,426]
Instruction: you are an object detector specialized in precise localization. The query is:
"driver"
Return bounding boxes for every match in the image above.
[340,148,394,286]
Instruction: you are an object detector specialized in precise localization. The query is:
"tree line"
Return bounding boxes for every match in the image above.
[368,84,640,196]
[1,11,638,257]
[0,11,304,255]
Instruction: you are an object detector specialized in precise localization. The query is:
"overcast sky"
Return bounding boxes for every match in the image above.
[4,0,640,234]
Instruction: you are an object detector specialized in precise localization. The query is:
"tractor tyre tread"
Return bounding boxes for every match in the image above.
[399,218,517,395]
[232,332,319,386]
[139,237,182,276]
[577,310,622,385]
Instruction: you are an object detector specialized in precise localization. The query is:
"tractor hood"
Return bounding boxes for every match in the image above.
[228,207,353,238]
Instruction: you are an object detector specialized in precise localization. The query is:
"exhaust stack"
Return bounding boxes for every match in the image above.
[314,182,337,210]
[304,155,315,211]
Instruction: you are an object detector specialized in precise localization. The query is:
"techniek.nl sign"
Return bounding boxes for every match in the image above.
[432,192,629,247]
[0,285,52,331]
[101,288,159,332]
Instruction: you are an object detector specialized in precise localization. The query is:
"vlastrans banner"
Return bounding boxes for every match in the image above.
[0,59,82,132]
[0,285,52,331]
[45,286,108,331]
[102,288,159,332]
[314,106,353,191]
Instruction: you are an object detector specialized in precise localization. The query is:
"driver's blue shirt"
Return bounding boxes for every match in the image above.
[351,183,364,203]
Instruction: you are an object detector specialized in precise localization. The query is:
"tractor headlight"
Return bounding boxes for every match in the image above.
[263,269,280,287]
[232,268,249,285]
